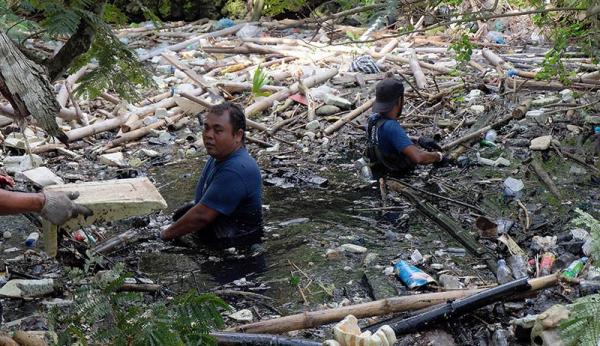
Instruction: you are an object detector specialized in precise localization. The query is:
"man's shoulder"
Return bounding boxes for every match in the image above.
[221,149,260,175]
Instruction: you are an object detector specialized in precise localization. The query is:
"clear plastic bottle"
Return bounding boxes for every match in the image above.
[563,257,588,279]
[508,255,528,279]
[355,158,374,183]
[25,232,39,247]
[496,259,513,284]
[485,129,498,142]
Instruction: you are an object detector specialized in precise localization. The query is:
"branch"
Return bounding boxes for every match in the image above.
[45,1,107,81]
[330,7,587,45]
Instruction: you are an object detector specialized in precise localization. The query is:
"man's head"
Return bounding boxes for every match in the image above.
[372,78,405,118]
[201,102,246,160]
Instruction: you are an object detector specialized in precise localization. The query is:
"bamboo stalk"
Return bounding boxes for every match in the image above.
[230,275,558,334]
[245,68,338,117]
[408,49,427,89]
[482,48,506,68]
[105,113,185,148]
[323,98,375,135]
[66,114,127,142]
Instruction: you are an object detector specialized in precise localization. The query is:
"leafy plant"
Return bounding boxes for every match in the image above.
[560,294,600,346]
[251,64,271,98]
[572,208,600,261]
[449,33,474,63]
[49,258,230,345]
[262,0,306,17]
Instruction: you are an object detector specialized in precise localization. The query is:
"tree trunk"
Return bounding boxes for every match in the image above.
[0,32,66,142]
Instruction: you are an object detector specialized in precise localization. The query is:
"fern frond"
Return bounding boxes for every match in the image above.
[572,208,600,261]
[560,294,600,346]
[40,3,81,36]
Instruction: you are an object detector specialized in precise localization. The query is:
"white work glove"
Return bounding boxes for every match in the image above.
[325,315,397,346]
[40,191,92,225]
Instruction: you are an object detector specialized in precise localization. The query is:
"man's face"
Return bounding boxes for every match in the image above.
[202,111,243,160]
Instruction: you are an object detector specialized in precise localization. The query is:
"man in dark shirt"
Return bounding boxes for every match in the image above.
[365,78,447,179]
[160,102,263,248]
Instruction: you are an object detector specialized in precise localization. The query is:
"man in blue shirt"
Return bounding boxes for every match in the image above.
[365,78,447,178]
[160,102,263,248]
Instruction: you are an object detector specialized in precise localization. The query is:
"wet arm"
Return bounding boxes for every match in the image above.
[0,190,45,215]
[160,203,219,241]
[402,145,442,165]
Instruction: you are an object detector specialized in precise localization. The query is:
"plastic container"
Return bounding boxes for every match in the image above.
[540,252,556,276]
[486,31,505,44]
[394,260,435,289]
[508,255,528,279]
[355,158,374,183]
[563,257,588,279]
[503,178,524,199]
[485,129,498,142]
[496,259,513,284]
[25,232,39,247]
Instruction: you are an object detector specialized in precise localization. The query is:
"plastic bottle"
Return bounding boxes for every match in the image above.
[25,232,40,247]
[355,158,374,183]
[496,259,513,284]
[540,252,556,276]
[485,129,498,142]
[394,260,435,289]
[508,255,528,279]
[563,257,588,279]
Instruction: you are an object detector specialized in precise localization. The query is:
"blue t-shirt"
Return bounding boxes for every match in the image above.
[195,147,263,239]
[367,114,413,155]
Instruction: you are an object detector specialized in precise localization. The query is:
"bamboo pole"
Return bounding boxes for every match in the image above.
[245,68,338,117]
[323,98,375,135]
[56,65,89,107]
[230,275,558,334]
[441,113,515,151]
[408,49,427,89]
[105,113,185,148]
[139,23,253,62]
[66,114,127,142]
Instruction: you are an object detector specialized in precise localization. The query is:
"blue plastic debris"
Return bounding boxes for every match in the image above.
[394,260,435,289]
[214,18,235,31]
[507,69,518,77]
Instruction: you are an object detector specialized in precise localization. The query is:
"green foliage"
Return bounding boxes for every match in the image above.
[337,0,373,11]
[560,295,600,346]
[449,33,473,63]
[251,65,271,98]
[70,24,155,102]
[263,0,306,17]
[572,208,600,261]
[536,22,587,84]
[223,0,247,19]
[289,274,301,286]
[50,257,230,345]
[103,3,129,25]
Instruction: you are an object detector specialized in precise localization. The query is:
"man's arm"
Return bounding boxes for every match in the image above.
[402,145,442,165]
[160,203,219,241]
[0,190,45,215]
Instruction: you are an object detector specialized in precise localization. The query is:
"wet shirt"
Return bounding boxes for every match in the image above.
[195,147,263,239]
[367,113,413,155]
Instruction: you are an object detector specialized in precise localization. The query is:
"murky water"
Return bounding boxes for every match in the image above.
[144,156,475,310]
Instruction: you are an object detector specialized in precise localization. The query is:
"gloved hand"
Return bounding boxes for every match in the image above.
[418,136,442,151]
[40,191,93,225]
[0,175,15,188]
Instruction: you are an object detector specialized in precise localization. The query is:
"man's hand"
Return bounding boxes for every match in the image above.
[40,191,93,225]
[434,154,455,167]
[0,175,15,188]
[417,136,443,151]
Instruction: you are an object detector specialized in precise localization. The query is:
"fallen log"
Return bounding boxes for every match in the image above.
[230,275,558,335]
[441,113,515,151]
[529,159,561,199]
[370,275,557,335]
[245,68,338,117]
[323,98,375,135]
[408,49,427,89]
[388,180,496,273]
[66,114,127,142]
[118,282,161,293]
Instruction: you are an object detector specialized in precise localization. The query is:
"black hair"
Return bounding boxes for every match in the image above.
[206,102,246,140]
